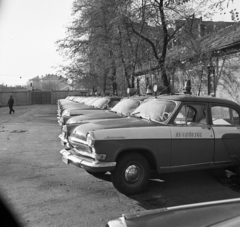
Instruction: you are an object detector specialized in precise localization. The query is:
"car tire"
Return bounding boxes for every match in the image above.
[111,153,150,195]
[86,170,107,177]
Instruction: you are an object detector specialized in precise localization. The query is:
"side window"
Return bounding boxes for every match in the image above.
[174,104,207,125]
[174,105,195,125]
[211,106,240,126]
[108,100,119,108]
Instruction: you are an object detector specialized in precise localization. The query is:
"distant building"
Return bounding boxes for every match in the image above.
[27,74,67,90]
[169,17,236,48]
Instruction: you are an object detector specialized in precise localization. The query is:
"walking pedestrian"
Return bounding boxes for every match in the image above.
[7,95,15,114]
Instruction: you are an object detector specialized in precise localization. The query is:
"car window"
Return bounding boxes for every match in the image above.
[86,97,99,105]
[211,106,240,126]
[174,104,207,125]
[108,100,119,108]
[111,99,140,115]
[174,105,195,125]
[130,99,178,122]
[92,98,108,108]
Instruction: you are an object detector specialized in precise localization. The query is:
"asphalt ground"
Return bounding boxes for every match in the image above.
[0,104,240,227]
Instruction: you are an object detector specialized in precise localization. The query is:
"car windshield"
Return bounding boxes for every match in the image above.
[130,99,178,122]
[111,99,140,115]
[74,97,84,103]
[92,98,109,109]
[82,97,93,104]
[86,97,99,105]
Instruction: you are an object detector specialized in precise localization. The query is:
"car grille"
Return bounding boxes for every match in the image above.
[72,132,86,141]
[69,137,92,154]
[75,143,92,153]
[71,147,94,160]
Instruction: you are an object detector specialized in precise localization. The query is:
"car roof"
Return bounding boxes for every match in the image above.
[121,95,151,101]
[148,94,240,108]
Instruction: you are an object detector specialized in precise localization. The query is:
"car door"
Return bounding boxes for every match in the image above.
[170,103,215,171]
[210,104,240,164]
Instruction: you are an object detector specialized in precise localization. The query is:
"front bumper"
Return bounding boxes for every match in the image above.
[60,149,116,172]
[59,133,68,146]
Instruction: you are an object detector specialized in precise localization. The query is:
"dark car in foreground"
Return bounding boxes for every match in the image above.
[106,198,240,227]
[60,95,240,195]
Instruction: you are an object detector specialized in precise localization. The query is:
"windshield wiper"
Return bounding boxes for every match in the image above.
[142,115,152,122]
[109,109,117,113]
[131,112,140,116]
[118,112,127,117]
[130,112,142,118]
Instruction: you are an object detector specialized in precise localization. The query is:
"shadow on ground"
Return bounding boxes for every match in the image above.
[94,169,240,210]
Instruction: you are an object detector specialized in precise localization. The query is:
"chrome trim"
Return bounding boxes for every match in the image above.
[60,149,116,168]
[213,161,235,164]
[72,147,95,158]
[65,142,71,149]
[167,198,240,211]
[62,125,67,132]
[124,198,240,220]
[170,162,213,169]
[170,160,234,170]
[107,217,127,227]
[70,136,88,145]
[58,120,63,126]
[59,134,67,143]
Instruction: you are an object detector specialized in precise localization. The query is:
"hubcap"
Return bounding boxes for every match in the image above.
[124,165,141,183]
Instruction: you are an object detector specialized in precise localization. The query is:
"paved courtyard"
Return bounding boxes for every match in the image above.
[0,104,239,227]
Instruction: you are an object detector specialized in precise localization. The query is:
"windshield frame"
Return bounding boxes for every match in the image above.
[130,99,180,124]
[92,97,109,109]
[110,98,141,116]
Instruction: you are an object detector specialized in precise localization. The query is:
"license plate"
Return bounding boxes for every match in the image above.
[62,156,69,164]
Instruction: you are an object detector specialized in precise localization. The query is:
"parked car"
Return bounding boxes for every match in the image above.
[60,95,240,195]
[58,96,121,127]
[106,198,240,227]
[59,96,150,146]
[57,96,100,117]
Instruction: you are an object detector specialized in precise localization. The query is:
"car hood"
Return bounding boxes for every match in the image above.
[107,198,240,227]
[69,106,99,113]
[72,117,160,140]
[68,111,123,124]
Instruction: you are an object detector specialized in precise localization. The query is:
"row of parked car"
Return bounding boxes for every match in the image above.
[57,93,240,226]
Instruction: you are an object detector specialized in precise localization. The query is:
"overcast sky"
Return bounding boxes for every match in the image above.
[0,0,74,86]
[0,0,239,86]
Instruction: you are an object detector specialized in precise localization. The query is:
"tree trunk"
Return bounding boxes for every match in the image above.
[159,59,170,93]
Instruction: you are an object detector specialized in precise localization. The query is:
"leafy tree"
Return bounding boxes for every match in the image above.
[217,56,240,103]
[57,0,239,94]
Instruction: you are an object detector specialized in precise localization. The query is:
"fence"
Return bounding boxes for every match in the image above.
[0,90,87,106]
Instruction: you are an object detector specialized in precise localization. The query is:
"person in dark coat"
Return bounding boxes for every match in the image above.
[7,95,15,114]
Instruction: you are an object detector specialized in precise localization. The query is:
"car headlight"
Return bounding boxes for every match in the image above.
[66,119,72,125]
[86,133,95,146]
[63,110,70,116]
[62,125,67,132]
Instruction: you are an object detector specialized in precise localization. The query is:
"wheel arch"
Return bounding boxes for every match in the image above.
[115,148,158,171]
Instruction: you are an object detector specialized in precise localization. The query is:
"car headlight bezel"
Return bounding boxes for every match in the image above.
[63,110,70,116]
[86,133,95,147]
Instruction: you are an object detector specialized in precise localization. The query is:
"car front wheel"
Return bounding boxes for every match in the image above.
[111,153,150,195]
